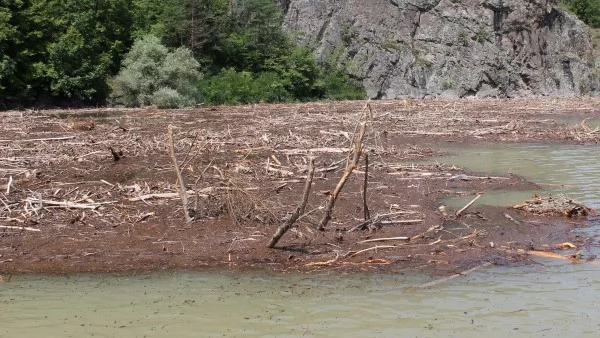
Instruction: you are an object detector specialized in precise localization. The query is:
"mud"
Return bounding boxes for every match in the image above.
[0,98,598,275]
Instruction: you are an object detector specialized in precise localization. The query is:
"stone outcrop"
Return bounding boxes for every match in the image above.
[282,0,599,98]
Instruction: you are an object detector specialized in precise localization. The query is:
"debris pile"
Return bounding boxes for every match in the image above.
[512,195,593,217]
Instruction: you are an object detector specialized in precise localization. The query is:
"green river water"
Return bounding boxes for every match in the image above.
[2,142,600,337]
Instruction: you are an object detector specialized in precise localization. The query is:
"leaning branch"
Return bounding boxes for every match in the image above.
[455,193,483,217]
[167,125,193,224]
[318,121,366,230]
[268,157,315,248]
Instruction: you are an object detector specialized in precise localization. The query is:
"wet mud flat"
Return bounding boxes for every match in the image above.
[0,98,599,276]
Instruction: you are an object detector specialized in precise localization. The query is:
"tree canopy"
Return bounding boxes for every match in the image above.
[0,0,364,108]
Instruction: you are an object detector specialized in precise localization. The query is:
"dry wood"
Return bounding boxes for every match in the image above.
[305,252,340,267]
[347,245,396,258]
[0,225,41,232]
[0,135,76,143]
[268,157,315,248]
[455,193,482,217]
[279,147,351,155]
[25,198,114,209]
[5,175,12,195]
[357,236,409,244]
[362,153,370,221]
[318,121,367,231]
[348,211,417,232]
[413,262,492,289]
[167,125,193,224]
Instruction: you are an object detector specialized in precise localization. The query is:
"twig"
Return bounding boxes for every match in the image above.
[455,193,483,217]
[0,225,41,232]
[25,199,113,209]
[268,157,315,248]
[362,153,370,221]
[357,236,409,244]
[305,252,340,267]
[6,175,12,195]
[167,125,192,224]
[348,245,396,258]
[348,211,415,232]
[0,135,76,142]
[413,262,492,289]
[318,121,367,230]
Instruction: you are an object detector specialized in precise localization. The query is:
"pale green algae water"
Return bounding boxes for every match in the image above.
[435,143,600,210]
[2,142,600,337]
[2,264,600,338]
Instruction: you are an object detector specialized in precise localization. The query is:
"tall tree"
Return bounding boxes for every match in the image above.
[30,0,134,104]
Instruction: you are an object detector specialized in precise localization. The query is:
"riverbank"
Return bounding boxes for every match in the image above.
[1,98,598,275]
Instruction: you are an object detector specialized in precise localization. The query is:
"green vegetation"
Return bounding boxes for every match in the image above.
[0,0,364,108]
[560,0,600,27]
[340,21,358,46]
[457,30,469,47]
[442,78,453,90]
[476,26,488,45]
[109,35,200,108]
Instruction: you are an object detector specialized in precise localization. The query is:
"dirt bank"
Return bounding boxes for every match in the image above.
[1,98,598,275]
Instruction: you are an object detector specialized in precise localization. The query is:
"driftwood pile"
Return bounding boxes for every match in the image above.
[512,195,593,217]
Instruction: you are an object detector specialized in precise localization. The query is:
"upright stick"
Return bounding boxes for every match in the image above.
[167,125,193,224]
[362,153,370,221]
[268,157,315,248]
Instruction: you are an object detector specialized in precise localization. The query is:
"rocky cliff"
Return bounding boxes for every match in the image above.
[282,0,598,98]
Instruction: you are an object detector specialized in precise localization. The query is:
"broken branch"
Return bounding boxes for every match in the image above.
[455,193,483,217]
[318,121,366,230]
[167,125,193,224]
[268,157,315,248]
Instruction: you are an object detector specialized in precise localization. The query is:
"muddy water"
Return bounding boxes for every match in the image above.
[2,263,600,338]
[436,143,600,210]
[3,143,600,337]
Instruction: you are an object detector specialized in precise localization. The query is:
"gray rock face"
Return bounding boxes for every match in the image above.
[282,0,598,98]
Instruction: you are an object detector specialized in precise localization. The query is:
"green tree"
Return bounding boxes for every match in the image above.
[0,0,48,107]
[110,35,201,108]
[30,0,134,103]
[561,0,600,27]
[131,0,186,45]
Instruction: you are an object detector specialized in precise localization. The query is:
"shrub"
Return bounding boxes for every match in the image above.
[198,68,291,105]
[152,87,194,108]
[109,35,200,107]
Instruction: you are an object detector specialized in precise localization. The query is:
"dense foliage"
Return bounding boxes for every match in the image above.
[0,0,364,108]
[561,0,600,27]
[109,35,201,108]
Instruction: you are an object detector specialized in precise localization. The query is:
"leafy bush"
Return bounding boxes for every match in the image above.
[319,69,365,101]
[198,68,291,105]
[561,0,600,27]
[152,87,194,108]
[109,35,200,107]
